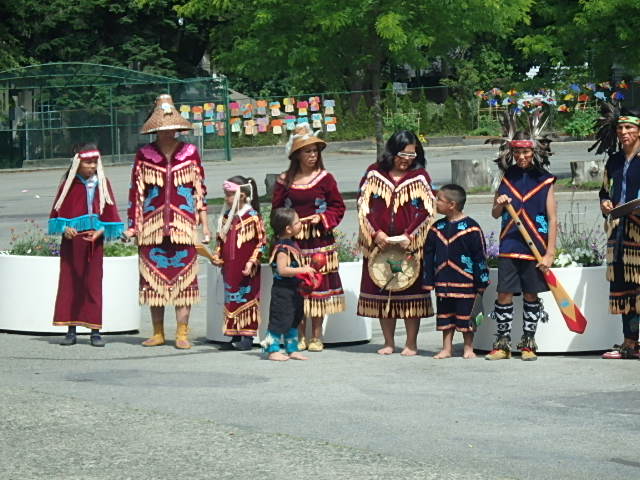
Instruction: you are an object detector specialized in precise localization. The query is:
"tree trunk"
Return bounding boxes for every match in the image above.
[451,159,492,190]
[370,67,384,161]
[570,159,605,185]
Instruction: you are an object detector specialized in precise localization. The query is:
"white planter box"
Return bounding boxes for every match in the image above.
[475,265,619,353]
[0,254,141,334]
[206,261,373,344]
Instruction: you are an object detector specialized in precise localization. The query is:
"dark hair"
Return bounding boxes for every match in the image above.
[378,130,426,172]
[270,207,297,237]
[227,175,260,213]
[620,106,640,118]
[439,184,466,210]
[72,142,98,155]
[283,145,325,187]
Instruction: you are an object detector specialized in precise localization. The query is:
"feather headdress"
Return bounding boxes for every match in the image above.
[485,109,553,172]
[587,101,639,155]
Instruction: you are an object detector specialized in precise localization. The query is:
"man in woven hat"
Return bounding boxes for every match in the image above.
[124,94,210,349]
[593,103,640,359]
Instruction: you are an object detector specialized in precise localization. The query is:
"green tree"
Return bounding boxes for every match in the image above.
[177,0,532,155]
[3,0,211,78]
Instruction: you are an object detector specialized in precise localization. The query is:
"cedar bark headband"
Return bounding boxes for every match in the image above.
[618,116,640,126]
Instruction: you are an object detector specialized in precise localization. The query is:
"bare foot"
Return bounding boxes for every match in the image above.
[268,352,289,361]
[463,349,477,359]
[377,345,395,355]
[289,351,309,361]
[401,346,418,356]
[433,349,452,359]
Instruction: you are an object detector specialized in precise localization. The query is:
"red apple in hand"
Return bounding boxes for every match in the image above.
[310,252,327,271]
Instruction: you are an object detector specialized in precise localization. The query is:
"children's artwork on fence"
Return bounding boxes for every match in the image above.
[309,96,321,112]
[256,100,267,116]
[269,101,281,117]
[283,97,295,113]
[177,97,339,137]
[324,99,335,115]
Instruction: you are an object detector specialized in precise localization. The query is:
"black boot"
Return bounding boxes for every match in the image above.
[235,335,254,351]
[90,329,106,347]
[60,326,76,346]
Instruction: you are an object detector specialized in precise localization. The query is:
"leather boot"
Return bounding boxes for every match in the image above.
[175,322,191,349]
[142,319,165,347]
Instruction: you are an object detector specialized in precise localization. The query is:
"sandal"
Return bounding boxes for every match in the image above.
[602,344,639,359]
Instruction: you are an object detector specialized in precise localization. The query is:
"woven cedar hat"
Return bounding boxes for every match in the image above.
[140,94,193,134]
[285,123,327,159]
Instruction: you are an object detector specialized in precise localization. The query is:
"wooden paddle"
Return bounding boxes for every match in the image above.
[504,203,587,334]
[195,243,218,265]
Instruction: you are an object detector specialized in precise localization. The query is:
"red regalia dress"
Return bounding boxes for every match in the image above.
[127,142,208,306]
[272,170,346,317]
[214,206,266,336]
[357,163,435,319]
[49,176,124,329]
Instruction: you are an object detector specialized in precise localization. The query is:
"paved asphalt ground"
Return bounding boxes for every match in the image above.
[1,141,639,479]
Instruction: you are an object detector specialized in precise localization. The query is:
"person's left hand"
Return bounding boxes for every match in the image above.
[81,229,103,242]
[537,253,554,272]
[308,214,322,224]
[202,225,211,243]
[242,261,254,276]
[398,235,410,249]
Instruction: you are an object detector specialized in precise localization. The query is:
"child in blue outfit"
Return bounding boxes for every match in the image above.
[262,207,316,361]
[423,184,489,359]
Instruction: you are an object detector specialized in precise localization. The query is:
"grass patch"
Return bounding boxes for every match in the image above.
[555,177,601,191]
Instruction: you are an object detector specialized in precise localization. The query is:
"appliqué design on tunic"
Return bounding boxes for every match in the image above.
[177,185,195,213]
[149,248,188,268]
[143,186,159,213]
[224,283,252,303]
[461,255,474,273]
[536,215,548,234]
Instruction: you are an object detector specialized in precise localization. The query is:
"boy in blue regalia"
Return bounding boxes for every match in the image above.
[423,184,489,359]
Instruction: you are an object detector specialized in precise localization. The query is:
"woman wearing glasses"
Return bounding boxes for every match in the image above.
[272,123,346,352]
[357,130,436,355]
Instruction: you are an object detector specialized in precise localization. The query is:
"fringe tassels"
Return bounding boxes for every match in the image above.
[139,256,199,306]
[303,295,346,318]
[357,296,433,320]
[223,300,260,334]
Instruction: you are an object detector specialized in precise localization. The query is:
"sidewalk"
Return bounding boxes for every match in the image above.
[1,274,639,479]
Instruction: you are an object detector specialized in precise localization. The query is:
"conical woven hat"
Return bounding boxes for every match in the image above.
[140,94,193,134]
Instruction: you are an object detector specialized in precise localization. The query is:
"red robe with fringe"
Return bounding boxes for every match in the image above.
[357,163,435,319]
[127,142,208,306]
[214,207,266,336]
[272,170,346,317]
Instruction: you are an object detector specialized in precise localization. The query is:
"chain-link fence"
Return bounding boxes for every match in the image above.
[0,63,231,169]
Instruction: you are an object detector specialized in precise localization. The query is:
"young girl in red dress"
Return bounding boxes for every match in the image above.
[49,144,124,346]
[271,124,346,352]
[212,176,266,350]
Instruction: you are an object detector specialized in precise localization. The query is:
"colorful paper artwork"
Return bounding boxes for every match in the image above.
[179,105,191,119]
[256,100,268,115]
[283,97,295,113]
[269,101,281,117]
[271,119,283,134]
[309,96,321,111]
[323,99,335,115]
[229,102,240,117]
